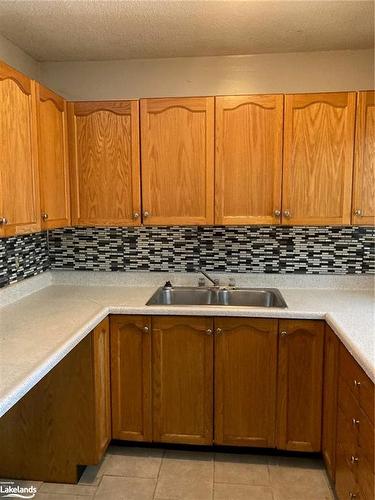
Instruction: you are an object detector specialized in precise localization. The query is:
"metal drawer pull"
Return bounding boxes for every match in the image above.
[352,418,360,427]
[349,493,357,499]
[216,328,223,335]
[205,328,213,336]
[273,210,281,217]
[350,455,359,464]
[354,379,361,388]
[0,217,8,225]
[280,331,288,337]
[143,326,149,333]
[41,212,48,221]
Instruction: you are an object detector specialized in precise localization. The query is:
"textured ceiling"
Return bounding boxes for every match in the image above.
[0,0,373,62]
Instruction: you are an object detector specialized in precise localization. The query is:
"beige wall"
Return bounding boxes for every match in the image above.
[39,49,374,100]
[0,33,40,79]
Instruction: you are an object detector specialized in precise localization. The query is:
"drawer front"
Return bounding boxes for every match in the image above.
[336,442,360,500]
[357,456,374,500]
[337,406,359,474]
[339,345,374,425]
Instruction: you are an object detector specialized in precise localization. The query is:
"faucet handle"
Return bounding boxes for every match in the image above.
[228,277,236,287]
[213,278,220,286]
[198,277,206,287]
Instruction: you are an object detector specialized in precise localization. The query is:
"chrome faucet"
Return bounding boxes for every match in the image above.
[196,268,220,287]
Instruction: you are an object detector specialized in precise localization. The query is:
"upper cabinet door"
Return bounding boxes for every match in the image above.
[352,91,375,225]
[283,92,356,226]
[37,83,70,230]
[68,100,141,226]
[140,97,214,225]
[0,62,40,237]
[215,95,283,225]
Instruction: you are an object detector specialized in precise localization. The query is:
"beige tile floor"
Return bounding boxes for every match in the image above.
[7,446,335,500]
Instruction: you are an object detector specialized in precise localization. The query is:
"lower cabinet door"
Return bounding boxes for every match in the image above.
[276,319,325,452]
[110,315,152,441]
[152,316,214,444]
[91,317,111,462]
[214,317,278,447]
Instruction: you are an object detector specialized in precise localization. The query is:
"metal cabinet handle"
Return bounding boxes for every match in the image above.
[143,326,150,333]
[205,328,213,336]
[350,455,359,464]
[283,210,291,219]
[0,217,8,225]
[354,379,361,388]
[273,210,281,217]
[216,328,223,335]
[41,212,48,221]
[133,212,140,220]
[353,209,363,217]
[349,493,357,499]
[352,418,360,427]
[143,211,151,218]
[280,331,288,337]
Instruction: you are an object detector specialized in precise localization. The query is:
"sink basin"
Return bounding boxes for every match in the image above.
[146,286,287,308]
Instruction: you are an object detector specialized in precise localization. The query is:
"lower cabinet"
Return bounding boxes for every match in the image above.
[110,315,325,452]
[0,318,111,483]
[214,317,278,447]
[110,315,152,441]
[152,316,214,444]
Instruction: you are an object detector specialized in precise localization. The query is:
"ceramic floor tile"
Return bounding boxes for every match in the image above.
[78,464,104,486]
[214,453,270,486]
[214,483,274,500]
[93,475,156,500]
[154,475,213,500]
[38,482,97,496]
[98,446,163,479]
[160,450,214,479]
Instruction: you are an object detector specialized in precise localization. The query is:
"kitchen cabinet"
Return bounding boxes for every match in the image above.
[0,322,111,483]
[68,100,141,226]
[140,97,214,225]
[0,61,40,237]
[283,92,356,225]
[352,90,375,225]
[36,83,70,229]
[152,316,213,444]
[214,317,278,447]
[276,319,325,452]
[322,324,340,481]
[335,344,374,500]
[110,315,152,442]
[215,95,283,225]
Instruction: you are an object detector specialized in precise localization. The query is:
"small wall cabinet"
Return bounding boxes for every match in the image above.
[0,61,40,237]
[140,97,215,226]
[68,100,141,227]
[283,92,356,226]
[36,83,70,229]
[215,94,283,225]
[352,90,375,225]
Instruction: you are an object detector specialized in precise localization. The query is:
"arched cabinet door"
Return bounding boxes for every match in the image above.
[68,100,141,226]
[140,97,214,226]
[36,83,70,229]
[0,61,40,237]
[215,95,283,225]
[352,91,375,226]
[282,92,356,226]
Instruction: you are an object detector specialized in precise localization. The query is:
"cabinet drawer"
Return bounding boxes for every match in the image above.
[336,406,358,473]
[357,457,374,500]
[336,442,360,500]
[340,345,374,425]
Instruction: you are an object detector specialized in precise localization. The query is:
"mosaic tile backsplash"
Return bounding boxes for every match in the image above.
[0,226,374,289]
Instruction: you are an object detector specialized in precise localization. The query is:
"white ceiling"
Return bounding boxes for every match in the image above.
[0,0,373,62]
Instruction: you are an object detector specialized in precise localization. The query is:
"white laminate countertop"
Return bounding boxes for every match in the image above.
[0,271,374,418]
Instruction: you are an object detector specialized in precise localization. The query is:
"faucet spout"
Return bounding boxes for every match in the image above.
[196,268,219,287]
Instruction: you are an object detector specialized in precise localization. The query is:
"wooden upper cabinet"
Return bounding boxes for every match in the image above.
[152,316,213,444]
[214,318,278,447]
[36,83,70,230]
[140,97,214,225]
[276,319,325,452]
[110,315,152,442]
[352,91,375,225]
[283,92,356,225]
[215,95,283,225]
[0,61,40,237]
[68,100,141,226]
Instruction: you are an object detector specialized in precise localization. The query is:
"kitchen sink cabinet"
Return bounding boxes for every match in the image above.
[322,324,340,482]
[352,90,375,226]
[68,100,141,227]
[0,320,111,483]
[0,61,41,237]
[152,316,214,444]
[140,97,214,226]
[36,83,70,230]
[282,92,356,226]
[215,94,283,225]
[110,315,152,442]
[276,319,325,452]
[214,317,278,447]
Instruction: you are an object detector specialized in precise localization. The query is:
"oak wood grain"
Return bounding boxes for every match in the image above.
[215,95,283,225]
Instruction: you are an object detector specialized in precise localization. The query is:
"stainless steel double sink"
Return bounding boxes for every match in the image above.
[146,286,287,308]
